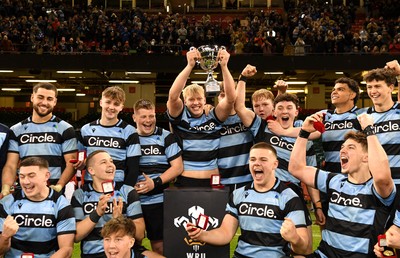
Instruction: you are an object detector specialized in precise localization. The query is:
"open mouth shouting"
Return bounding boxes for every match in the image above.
[340,155,349,170]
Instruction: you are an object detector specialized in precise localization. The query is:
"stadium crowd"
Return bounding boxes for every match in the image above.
[0,0,399,55]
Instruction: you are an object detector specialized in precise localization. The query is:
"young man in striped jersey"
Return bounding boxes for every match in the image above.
[71,150,163,258]
[364,60,400,184]
[166,47,235,187]
[1,82,77,197]
[0,157,76,257]
[133,99,183,255]
[314,77,363,222]
[235,64,320,255]
[77,86,141,186]
[185,142,310,257]
[289,113,396,257]
[217,66,288,193]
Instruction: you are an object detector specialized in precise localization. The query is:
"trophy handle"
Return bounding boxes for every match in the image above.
[189,46,201,65]
[217,46,226,64]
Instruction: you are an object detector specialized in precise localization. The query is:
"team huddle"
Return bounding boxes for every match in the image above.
[0,48,399,258]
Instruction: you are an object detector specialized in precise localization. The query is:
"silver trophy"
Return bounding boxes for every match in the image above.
[192,45,225,97]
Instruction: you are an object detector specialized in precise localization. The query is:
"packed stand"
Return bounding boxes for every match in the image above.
[0,0,399,56]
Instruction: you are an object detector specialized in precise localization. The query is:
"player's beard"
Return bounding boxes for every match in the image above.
[33,103,53,117]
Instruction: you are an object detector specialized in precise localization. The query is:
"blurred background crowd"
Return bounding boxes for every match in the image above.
[0,0,399,55]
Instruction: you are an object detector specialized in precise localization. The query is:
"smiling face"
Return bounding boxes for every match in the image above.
[19,165,50,201]
[184,92,206,118]
[273,100,298,129]
[331,82,356,108]
[366,79,394,111]
[103,231,134,258]
[87,151,116,183]
[100,96,124,124]
[249,145,278,191]
[31,87,57,119]
[133,107,156,136]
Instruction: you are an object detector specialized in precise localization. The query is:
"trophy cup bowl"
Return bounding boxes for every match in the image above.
[193,45,225,97]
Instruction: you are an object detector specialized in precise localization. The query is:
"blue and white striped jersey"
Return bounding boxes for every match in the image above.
[0,188,76,258]
[8,116,77,181]
[249,116,316,184]
[367,103,400,184]
[218,114,253,185]
[79,119,141,184]
[71,182,142,257]
[0,123,10,175]
[167,106,222,171]
[227,179,306,258]
[315,169,396,258]
[321,107,363,173]
[137,127,182,205]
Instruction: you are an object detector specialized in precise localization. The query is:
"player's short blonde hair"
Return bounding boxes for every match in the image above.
[182,84,205,100]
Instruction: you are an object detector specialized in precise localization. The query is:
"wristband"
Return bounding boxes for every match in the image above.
[363,125,375,137]
[152,177,163,188]
[89,210,101,223]
[299,129,311,139]
[238,74,247,83]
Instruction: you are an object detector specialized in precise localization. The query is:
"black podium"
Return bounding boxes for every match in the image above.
[164,187,230,258]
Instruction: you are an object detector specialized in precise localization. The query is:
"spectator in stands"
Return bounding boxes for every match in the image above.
[1,82,77,197]
[294,36,306,55]
[0,35,13,51]
[389,37,400,53]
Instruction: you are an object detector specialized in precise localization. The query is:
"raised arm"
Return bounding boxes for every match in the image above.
[384,60,400,102]
[358,113,393,198]
[167,48,201,118]
[185,213,238,246]
[274,79,288,96]
[234,65,257,127]
[214,49,235,122]
[385,60,400,75]
[288,114,321,187]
